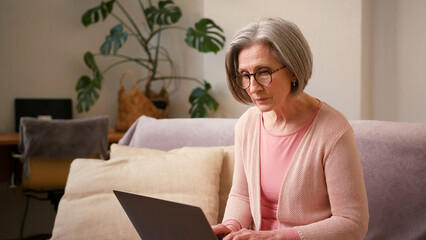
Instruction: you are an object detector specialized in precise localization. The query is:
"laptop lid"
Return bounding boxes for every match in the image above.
[113,190,219,240]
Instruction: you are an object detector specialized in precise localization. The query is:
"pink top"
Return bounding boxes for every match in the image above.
[259,103,320,239]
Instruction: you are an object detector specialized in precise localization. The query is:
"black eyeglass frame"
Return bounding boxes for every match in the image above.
[234,66,286,90]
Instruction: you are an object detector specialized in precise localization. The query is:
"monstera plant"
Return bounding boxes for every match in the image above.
[76,0,225,117]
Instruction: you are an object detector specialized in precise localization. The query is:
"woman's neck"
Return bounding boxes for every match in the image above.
[262,93,319,135]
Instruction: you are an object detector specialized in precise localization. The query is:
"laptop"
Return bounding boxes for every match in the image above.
[113,190,224,240]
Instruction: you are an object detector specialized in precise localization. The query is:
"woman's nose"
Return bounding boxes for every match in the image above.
[247,75,262,93]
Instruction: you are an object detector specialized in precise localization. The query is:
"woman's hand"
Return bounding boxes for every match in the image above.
[212,224,233,239]
[222,228,286,240]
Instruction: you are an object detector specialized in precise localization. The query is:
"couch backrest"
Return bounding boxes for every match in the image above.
[119,116,237,150]
[350,120,426,240]
[119,116,426,239]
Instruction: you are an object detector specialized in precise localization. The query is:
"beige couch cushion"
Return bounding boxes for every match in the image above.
[51,146,224,239]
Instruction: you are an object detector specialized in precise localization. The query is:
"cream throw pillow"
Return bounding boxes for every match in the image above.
[51,146,224,240]
[110,144,235,222]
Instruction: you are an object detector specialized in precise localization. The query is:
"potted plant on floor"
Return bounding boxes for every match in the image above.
[76,0,225,127]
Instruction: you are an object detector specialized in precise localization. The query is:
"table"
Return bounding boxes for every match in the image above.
[0,129,124,146]
[0,132,20,146]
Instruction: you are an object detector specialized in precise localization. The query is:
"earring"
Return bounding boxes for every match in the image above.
[292,80,296,87]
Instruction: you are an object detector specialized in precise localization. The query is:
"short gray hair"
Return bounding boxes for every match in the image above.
[225,17,313,104]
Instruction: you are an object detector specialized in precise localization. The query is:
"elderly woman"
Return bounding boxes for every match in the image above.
[212,17,369,240]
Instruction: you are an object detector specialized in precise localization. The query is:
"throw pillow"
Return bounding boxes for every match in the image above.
[51,146,224,240]
[110,143,235,222]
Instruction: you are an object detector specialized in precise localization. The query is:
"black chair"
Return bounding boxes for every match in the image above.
[12,116,109,239]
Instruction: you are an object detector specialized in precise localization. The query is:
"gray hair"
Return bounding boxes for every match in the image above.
[225,17,313,104]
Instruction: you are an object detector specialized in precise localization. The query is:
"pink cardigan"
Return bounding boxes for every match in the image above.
[223,103,369,240]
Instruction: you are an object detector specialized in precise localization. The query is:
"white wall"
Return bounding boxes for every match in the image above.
[0,0,425,133]
[372,0,426,122]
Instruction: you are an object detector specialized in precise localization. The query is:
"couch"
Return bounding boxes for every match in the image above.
[51,116,426,240]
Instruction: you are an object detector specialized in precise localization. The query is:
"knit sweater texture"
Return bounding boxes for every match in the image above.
[223,103,369,240]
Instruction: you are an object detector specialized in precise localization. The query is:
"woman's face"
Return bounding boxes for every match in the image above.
[238,43,295,113]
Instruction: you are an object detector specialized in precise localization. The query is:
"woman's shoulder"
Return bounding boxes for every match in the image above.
[314,102,352,136]
[317,102,350,124]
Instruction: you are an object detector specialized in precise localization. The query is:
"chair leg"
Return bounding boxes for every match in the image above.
[19,192,55,240]
[20,195,30,239]
[10,152,21,188]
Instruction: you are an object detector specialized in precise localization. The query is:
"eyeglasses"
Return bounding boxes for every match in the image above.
[234,66,286,89]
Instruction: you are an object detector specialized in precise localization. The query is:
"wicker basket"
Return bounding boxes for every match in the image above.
[115,70,169,132]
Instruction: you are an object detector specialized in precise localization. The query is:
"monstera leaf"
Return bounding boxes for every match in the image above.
[145,0,182,26]
[100,24,128,55]
[188,81,219,118]
[76,76,101,113]
[185,18,225,53]
[81,0,116,27]
[76,52,103,113]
